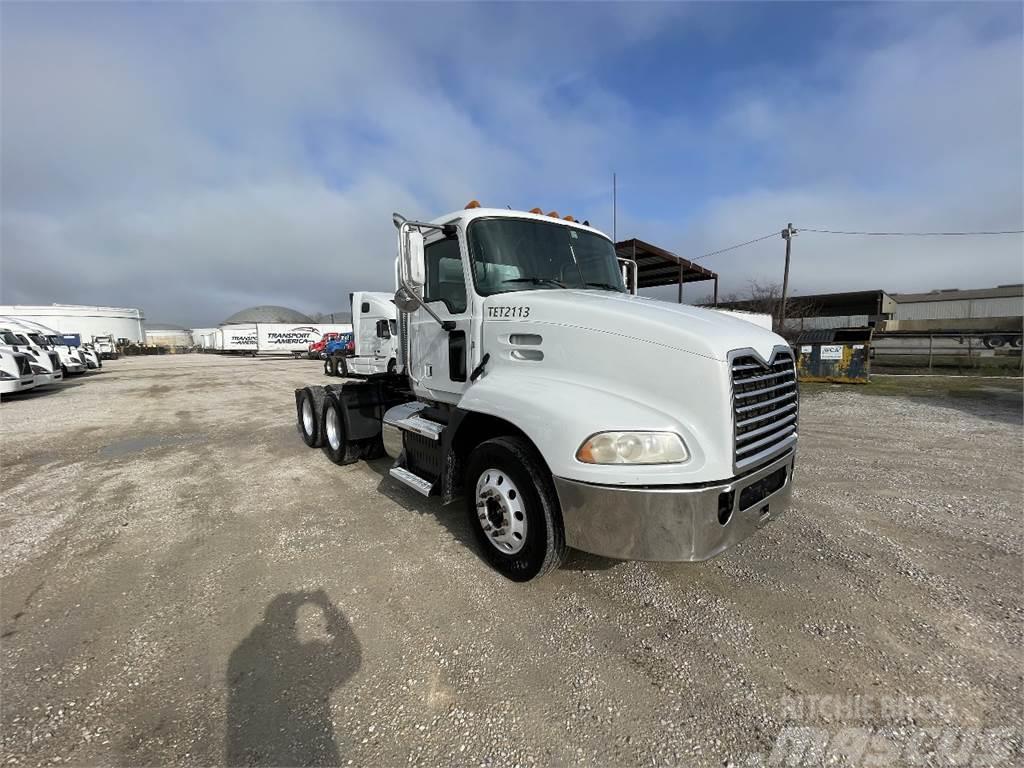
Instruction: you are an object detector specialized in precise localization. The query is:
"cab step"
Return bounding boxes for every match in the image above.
[389,466,435,497]
[383,402,445,441]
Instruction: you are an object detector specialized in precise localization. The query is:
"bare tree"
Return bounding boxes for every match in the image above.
[702,280,821,339]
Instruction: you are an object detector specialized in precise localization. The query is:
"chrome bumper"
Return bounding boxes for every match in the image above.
[554,449,795,562]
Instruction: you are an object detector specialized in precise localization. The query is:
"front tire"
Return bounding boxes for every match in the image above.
[464,436,567,582]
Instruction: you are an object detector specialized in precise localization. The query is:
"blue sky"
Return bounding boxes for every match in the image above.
[2,2,1021,324]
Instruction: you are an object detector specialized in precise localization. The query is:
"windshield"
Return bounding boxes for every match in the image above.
[1,331,21,345]
[468,218,625,296]
[31,334,50,346]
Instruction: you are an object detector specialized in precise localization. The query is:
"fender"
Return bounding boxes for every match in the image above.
[453,369,715,486]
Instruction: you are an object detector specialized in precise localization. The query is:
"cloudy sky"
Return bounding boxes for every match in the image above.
[2,2,1021,326]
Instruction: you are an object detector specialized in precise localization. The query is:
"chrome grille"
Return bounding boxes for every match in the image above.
[731,348,798,472]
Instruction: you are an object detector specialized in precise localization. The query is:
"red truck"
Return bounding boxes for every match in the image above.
[308,332,345,359]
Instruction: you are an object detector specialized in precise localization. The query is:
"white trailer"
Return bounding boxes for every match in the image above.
[219,326,258,354]
[293,205,798,581]
[256,323,352,356]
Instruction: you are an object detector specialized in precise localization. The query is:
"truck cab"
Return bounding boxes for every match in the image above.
[93,336,118,360]
[347,291,399,376]
[295,205,798,581]
[0,325,64,386]
[0,349,37,396]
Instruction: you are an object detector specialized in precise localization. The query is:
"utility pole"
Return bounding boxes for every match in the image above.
[612,172,617,242]
[779,223,796,333]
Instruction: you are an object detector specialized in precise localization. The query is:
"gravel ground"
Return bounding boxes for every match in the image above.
[1,355,1021,767]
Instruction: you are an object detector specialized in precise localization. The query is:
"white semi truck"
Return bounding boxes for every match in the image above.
[294,205,798,581]
[0,324,64,387]
[1,318,87,376]
[93,336,118,359]
[343,291,399,376]
[0,349,37,396]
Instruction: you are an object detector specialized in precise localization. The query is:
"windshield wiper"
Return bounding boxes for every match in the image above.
[584,281,624,292]
[503,277,567,288]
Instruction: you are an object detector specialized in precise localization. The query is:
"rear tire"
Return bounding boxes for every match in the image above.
[295,386,326,447]
[464,436,567,582]
[338,358,349,377]
[324,358,333,376]
[320,392,361,465]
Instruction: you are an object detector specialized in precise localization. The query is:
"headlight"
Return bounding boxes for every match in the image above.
[576,431,689,465]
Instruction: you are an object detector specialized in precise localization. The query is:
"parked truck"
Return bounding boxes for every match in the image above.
[93,335,119,360]
[323,292,399,378]
[0,323,64,387]
[3,318,87,376]
[293,205,798,581]
[0,348,37,396]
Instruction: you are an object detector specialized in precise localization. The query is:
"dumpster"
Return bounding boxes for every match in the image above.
[794,328,873,383]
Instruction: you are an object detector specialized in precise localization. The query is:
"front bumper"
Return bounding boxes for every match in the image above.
[554,449,795,562]
[0,376,35,394]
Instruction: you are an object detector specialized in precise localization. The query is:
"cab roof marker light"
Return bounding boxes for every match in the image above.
[465,200,481,209]
[547,211,560,218]
[529,207,543,215]
[563,215,575,222]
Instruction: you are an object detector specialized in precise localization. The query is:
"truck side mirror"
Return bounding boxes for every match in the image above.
[407,231,426,287]
[393,287,419,313]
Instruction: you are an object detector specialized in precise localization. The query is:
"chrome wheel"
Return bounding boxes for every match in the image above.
[301,399,314,435]
[325,406,341,451]
[475,468,527,554]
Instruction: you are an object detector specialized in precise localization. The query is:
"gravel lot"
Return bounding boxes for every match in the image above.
[2,355,1021,766]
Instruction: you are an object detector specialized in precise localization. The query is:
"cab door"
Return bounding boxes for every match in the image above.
[409,231,473,404]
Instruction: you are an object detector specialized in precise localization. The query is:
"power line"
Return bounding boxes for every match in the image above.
[799,227,1024,236]
[694,231,779,261]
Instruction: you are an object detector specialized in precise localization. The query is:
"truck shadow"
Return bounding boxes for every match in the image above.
[225,590,361,767]
[364,458,617,574]
[364,458,482,557]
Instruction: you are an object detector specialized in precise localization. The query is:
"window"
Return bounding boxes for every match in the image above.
[361,302,370,313]
[423,236,467,313]
[468,217,624,297]
[376,320,391,339]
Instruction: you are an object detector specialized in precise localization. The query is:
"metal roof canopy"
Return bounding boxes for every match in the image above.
[615,238,719,303]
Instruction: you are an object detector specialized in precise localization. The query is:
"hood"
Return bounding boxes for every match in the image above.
[508,290,787,362]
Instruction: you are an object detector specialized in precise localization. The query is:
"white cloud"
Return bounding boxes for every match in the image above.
[1,3,1020,323]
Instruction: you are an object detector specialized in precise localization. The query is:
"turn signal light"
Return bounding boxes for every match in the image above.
[465,200,481,209]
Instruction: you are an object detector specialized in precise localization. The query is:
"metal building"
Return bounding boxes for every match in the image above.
[890,285,1023,322]
[144,322,193,349]
[0,304,145,343]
